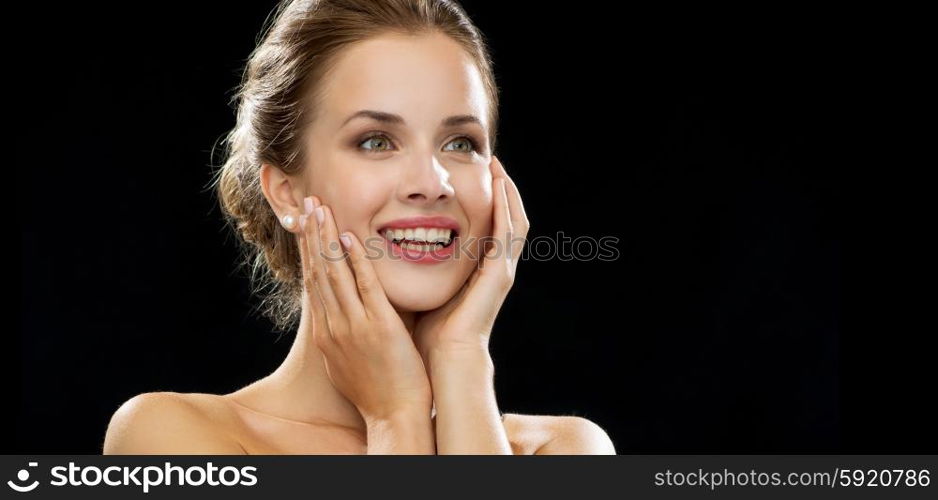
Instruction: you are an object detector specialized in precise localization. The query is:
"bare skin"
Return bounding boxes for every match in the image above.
[104,391,611,454]
[103,32,615,455]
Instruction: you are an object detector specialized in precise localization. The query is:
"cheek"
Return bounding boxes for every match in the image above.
[312,164,388,232]
[453,170,494,236]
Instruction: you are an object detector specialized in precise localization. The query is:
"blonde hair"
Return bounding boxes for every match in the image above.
[210,0,500,333]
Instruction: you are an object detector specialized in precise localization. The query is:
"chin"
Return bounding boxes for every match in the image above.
[384,279,459,312]
[376,261,473,312]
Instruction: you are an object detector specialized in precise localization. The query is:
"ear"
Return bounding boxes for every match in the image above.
[259,162,306,234]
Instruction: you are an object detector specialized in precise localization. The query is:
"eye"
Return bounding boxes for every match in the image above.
[358,133,395,153]
[356,133,481,154]
[443,135,479,154]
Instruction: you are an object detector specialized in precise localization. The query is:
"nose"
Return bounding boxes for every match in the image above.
[397,155,455,205]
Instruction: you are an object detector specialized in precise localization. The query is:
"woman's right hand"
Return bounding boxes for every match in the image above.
[297,196,433,424]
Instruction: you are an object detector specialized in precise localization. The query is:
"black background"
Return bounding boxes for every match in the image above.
[10,1,932,454]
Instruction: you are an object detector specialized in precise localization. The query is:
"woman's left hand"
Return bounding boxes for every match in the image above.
[413,155,530,363]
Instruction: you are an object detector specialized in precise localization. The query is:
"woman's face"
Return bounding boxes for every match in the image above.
[303,32,493,312]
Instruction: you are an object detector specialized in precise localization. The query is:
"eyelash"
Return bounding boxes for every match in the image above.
[357,132,480,154]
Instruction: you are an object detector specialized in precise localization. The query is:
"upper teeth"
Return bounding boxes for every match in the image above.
[383,227,453,244]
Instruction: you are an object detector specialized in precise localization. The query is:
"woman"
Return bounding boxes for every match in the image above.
[103,0,615,454]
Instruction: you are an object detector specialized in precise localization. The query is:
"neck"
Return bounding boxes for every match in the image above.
[229,287,416,432]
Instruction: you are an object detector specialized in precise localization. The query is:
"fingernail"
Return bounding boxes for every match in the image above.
[315,206,324,225]
[339,233,352,249]
[304,196,313,215]
[299,214,307,230]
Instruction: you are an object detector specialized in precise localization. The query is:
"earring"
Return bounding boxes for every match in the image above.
[281,214,297,230]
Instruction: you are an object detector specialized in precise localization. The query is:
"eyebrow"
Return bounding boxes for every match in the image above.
[341,109,483,129]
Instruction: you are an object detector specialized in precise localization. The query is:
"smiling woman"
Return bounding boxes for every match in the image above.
[102,0,614,455]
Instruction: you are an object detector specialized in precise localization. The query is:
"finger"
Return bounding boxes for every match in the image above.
[483,176,513,274]
[491,155,529,231]
[305,197,343,331]
[298,203,335,350]
[491,156,529,261]
[338,231,397,319]
[442,183,512,331]
[455,238,509,333]
[495,177,514,265]
[317,204,366,320]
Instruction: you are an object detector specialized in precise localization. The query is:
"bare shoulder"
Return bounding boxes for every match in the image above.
[503,413,616,455]
[103,392,245,455]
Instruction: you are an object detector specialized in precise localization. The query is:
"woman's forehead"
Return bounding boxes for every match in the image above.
[316,33,489,131]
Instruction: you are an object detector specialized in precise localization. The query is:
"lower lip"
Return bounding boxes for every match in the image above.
[383,235,457,264]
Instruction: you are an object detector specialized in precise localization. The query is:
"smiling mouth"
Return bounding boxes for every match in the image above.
[378,227,458,251]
